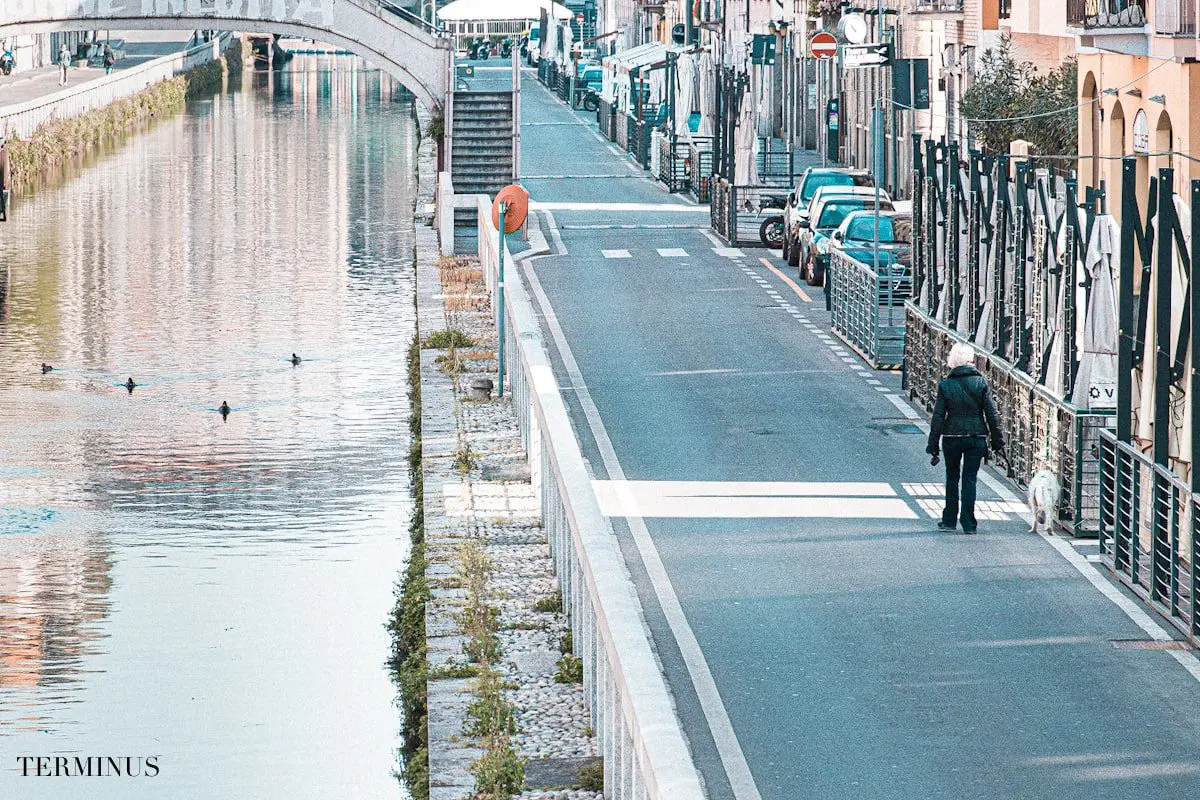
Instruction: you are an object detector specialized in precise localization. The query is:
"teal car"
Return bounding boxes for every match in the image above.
[801,196,893,286]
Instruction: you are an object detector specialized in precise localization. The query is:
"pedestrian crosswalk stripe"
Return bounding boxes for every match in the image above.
[593,480,916,519]
[657,248,689,257]
[714,247,745,258]
[602,249,632,259]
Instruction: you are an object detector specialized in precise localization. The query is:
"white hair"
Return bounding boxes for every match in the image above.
[947,342,976,369]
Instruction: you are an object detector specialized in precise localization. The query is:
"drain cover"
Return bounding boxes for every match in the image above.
[1110,639,1193,651]
[867,419,922,435]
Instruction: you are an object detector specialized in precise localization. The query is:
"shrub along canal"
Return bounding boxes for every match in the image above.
[0,56,418,798]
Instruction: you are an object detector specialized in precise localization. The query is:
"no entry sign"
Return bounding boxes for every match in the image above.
[810,32,837,60]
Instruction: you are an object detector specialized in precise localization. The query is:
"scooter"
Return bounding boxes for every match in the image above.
[758,194,787,249]
[582,89,600,112]
[500,39,512,59]
[0,50,14,76]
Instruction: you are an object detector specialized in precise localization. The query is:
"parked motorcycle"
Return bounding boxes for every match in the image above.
[500,39,512,59]
[0,50,14,76]
[582,89,600,113]
[758,194,787,249]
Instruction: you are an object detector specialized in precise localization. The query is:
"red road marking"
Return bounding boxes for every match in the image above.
[760,257,812,303]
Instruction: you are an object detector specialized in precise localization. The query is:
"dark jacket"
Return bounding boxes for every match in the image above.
[926,365,1004,454]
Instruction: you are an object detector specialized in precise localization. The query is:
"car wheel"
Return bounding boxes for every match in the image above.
[805,255,822,286]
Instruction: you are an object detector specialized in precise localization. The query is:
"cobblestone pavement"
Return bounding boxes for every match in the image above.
[422,252,601,799]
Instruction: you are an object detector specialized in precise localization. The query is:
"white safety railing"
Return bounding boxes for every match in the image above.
[0,34,229,141]
[476,198,705,799]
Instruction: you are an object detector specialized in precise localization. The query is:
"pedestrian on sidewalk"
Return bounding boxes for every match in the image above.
[103,45,116,76]
[58,43,71,86]
[926,342,1005,534]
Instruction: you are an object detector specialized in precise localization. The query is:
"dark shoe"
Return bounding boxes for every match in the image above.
[959,528,977,535]
[937,522,956,531]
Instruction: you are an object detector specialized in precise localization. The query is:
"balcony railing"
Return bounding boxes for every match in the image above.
[1155,0,1199,35]
[911,0,964,12]
[1066,0,1147,30]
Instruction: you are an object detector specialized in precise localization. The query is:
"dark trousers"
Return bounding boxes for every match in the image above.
[942,436,988,531]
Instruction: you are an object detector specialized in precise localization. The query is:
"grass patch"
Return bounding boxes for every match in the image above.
[575,760,604,791]
[454,446,477,475]
[533,591,562,613]
[429,660,481,680]
[386,332,430,800]
[423,329,474,349]
[554,653,583,684]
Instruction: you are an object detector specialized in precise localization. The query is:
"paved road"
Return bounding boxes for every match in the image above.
[514,69,1200,799]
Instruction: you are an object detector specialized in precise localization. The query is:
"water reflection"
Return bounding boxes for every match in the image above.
[0,57,414,798]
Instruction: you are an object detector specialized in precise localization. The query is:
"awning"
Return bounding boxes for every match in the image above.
[438,0,571,22]
[604,42,669,74]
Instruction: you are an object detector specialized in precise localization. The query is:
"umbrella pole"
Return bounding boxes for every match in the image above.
[1118,157,1138,444]
[1153,167,1175,468]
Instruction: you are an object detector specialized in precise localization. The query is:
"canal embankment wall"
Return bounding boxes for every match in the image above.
[0,33,245,192]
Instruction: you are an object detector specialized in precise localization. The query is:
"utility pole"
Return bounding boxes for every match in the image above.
[874,0,887,321]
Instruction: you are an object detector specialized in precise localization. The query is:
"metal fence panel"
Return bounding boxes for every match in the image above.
[828,250,908,369]
[905,303,1114,535]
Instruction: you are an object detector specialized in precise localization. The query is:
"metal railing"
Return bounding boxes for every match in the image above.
[688,139,714,202]
[0,34,229,141]
[657,134,691,192]
[1098,430,1200,645]
[476,198,705,798]
[628,116,652,167]
[711,180,787,247]
[1154,0,1199,34]
[1066,0,1147,29]
[828,250,909,369]
[615,109,630,149]
[905,304,1114,535]
[910,0,965,12]
[598,99,618,142]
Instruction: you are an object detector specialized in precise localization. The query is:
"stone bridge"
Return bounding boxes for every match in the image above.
[0,0,452,111]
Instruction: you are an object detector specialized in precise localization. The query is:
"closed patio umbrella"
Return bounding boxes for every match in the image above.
[697,50,715,137]
[733,89,759,186]
[674,53,696,139]
[1072,214,1119,410]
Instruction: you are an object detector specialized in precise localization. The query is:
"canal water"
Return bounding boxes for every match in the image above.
[0,58,415,798]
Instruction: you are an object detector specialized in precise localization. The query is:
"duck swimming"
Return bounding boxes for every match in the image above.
[290,353,301,366]
[219,401,231,419]
[40,363,53,373]
[124,377,136,393]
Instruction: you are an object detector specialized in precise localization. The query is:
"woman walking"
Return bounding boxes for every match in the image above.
[926,342,1005,534]
[58,43,71,86]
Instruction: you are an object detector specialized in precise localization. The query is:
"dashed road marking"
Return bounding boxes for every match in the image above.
[658,248,689,257]
[758,257,812,303]
[602,249,632,259]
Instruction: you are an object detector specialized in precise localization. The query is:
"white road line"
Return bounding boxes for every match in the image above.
[714,247,745,258]
[649,369,738,376]
[658,248,689,257]
[602,249,632,259]
[873,386,892,393]
[700,229,726,247]
[532,202,707,212]
[703,288,749,292]
[520,260,765,800]
[886,394,922,420]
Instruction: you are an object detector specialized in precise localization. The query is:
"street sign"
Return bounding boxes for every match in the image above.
[751,34,777,66]
[810,32,837,60]
[892,58,930,110]
[843,42,892,69]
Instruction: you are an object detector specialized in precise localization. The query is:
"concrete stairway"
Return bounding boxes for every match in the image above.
[451,91,514,200]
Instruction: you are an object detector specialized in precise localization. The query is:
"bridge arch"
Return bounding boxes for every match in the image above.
[0,0,451,112]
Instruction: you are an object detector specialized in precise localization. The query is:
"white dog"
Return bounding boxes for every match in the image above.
[1026,469,1061,534]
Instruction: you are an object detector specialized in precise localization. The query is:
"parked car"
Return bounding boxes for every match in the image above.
[828,210,914,300]
[796,195,895,286]
[789,184,888,267]
[578,65,603,92]
[782,168,873,265]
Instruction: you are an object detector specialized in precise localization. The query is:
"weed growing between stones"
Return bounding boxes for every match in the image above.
[387,332,430,800]
[533,590,562,613]
[575,760,604,791]
[422,328,474,349]
[454,445,477,474]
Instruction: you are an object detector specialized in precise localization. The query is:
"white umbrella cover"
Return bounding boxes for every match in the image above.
[697,51,715,138]
[1072,214,1119,409]
[734,90,758,186]
[674,54,696,139]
